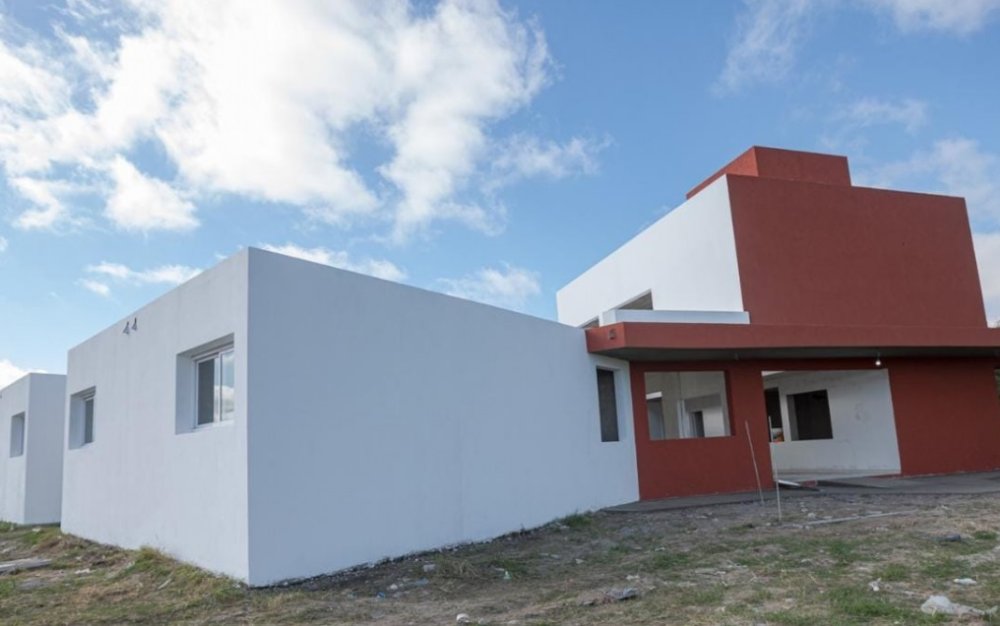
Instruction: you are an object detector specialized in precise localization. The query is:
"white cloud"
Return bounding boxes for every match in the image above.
[838,97,928,132]
[105,156,197,232]
[0,235,7,252]
[82,261,202,295]
[0,1,578,239]
[490,134,608,188]
[865,0,1000,35]
[716,0,999,93]
[714,0,814,94]
[859,137,1000,227]
[0,359,43,388]
[438,264,540,311]
[260,243,406,282]
[79,278,111,297]
[974,232,1000,323]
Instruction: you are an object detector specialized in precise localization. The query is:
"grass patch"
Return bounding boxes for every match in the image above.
[973,530,998,541]
[649,551,692,570]
[875,562,909,582]
[560,513,593,530]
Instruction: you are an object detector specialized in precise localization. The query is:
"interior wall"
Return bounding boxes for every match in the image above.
[765,370,901,475]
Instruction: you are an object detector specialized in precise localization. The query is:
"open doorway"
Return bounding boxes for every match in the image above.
[762,370,901,481]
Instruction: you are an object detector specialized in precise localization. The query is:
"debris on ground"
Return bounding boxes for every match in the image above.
[0,557,52,574]
[456,613,472,623]
[581,587,639,606]
[920,594,997,617]
[868,578,881,592]
[936,533,963,543]
[953,577,978,585]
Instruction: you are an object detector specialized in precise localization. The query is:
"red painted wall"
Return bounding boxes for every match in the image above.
[631,358,1000,500]
[630,362,775,500]
[728,175,987,328]
[687,146,851,199]
[889,358,1000,475]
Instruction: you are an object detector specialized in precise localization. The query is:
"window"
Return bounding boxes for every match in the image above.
[788,389,833,440]
[195,348,234,426]
[596,369,620,442]
[69,389,95,449]
[10,413,25,457]
[83,396,94,444]
[644,371,731,440]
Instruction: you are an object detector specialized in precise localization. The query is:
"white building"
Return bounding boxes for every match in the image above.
[0,373,66,524]
[62,248,638,585]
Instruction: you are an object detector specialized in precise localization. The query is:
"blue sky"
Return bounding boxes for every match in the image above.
[2,0,1000,383]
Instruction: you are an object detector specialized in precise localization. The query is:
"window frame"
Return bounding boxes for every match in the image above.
[596,367,621,442]
[82,393,95,445]
[192,345,235,428]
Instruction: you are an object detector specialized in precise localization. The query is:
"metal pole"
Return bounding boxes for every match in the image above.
[744,420,765,507]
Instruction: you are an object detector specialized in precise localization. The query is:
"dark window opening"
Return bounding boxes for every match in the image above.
[788,389,833,441]
[764,387,783,442]
[596,369,620,442]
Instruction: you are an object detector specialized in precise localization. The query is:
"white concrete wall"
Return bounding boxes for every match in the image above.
[0,374,65,524]
[24,374,66,523]
[766,370,901,474]
[556,177,745,327]
[61,252,251,580]
[245,249,639,585]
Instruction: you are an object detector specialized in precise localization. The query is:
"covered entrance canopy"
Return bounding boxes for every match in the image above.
[587,321,1000,501]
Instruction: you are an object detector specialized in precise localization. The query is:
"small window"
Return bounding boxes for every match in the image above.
[195,347,235,426]
[645,371,731,440]
[596,369,620,442]
[10,413,25,457]
[69,389,95,449]
[788,389,833,441]
[83,396,95,444]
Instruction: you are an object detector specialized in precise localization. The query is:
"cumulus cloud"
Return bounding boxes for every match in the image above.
[838,97,928,132]
[438,264,540,311]
[79,278,111,297]
[489,134,608,189]
[0,1,592,239]
[865,0,1000,34]
[105,156,197,232]
[716,0,998,93]
[0,359,42,388]
[859,137,1000,227]
[714,0,814,94]
[81,261,202,295]
[260,243,406,282]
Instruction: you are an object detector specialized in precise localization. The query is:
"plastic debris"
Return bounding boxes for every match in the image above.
[953,578,977,585]
[920,594,997,617]
[456,613,472,623]
[868,578,881,592]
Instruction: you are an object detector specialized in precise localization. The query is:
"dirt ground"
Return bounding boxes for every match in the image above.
[2,492,1000,625]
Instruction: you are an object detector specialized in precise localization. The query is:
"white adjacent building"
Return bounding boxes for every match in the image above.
[62,248,638,585]
[0,373,66,525]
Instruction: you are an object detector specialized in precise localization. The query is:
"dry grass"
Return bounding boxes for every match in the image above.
[2,493,1000,624]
